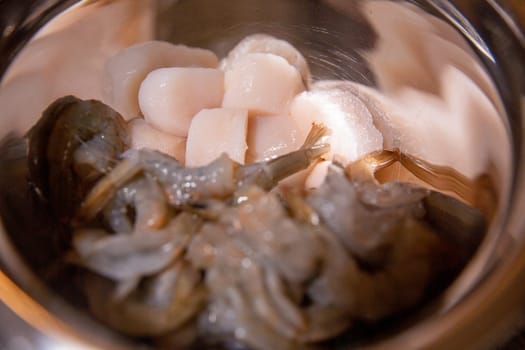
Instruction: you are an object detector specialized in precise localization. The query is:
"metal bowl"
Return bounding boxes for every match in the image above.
[0,0,523,349]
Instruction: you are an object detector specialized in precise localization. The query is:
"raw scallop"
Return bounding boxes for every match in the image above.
[313,80,399,149]
[247,114,302,162]
[129,118,186,163]
[222,53,304,116]
[138,67,224,137]
[185,108,248,167]
[305,160,334,190]
[105,41,218,120]
[290,89,383,164]
[220,34,311,87]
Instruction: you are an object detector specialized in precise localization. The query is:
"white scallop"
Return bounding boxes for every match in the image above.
[138,67,224,137]
[304,161,333,190]
[222,53,304,116]
[220,34,311,87]
[185,108,248,167]
[129,118,186,163]
[247,114,301,163]
[290,89,383,164]
[105,41,218,120]
[313,79,399,149]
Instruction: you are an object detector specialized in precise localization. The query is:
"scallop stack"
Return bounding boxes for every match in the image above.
[104,34,385,190]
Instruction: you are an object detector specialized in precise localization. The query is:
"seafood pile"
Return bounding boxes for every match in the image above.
[16,35,490,350]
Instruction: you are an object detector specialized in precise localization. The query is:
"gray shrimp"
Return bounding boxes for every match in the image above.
[187,168,486,349]
[187,186,350,349]
[340,150,488,262]
[71,212,201,283]
[307,167,429,266]
[103,175,168,233]
[306,169,485,322]
[76,123,329,225]
[84,259,207,337]
[74,212,205,336]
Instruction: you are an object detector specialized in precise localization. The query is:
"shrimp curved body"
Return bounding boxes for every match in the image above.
[77,123,330,225]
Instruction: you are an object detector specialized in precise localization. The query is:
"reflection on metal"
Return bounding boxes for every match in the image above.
[487,0,525,46]
[0,271,93,350]
[427,0,495,62]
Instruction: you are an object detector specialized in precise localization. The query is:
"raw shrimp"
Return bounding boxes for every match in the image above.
[308,167,429,265]
[68,121,330,342]
[26,95,128,223]
[72,211,205,336]
[83,260,207,336]
[187,170,481,349]
[187,186,328,348]
[102,175,168,233]
[305,170,478,322]
[76,123,329,223]
[312,152,486,269]
[71,212,201,283]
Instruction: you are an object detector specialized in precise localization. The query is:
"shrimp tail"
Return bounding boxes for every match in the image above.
[236,123,330,191]
[300,122,330,150]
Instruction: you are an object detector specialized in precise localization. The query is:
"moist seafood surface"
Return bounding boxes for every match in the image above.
[3,34,491,350]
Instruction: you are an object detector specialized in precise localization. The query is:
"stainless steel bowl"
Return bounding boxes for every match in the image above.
[0,0,523,349]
